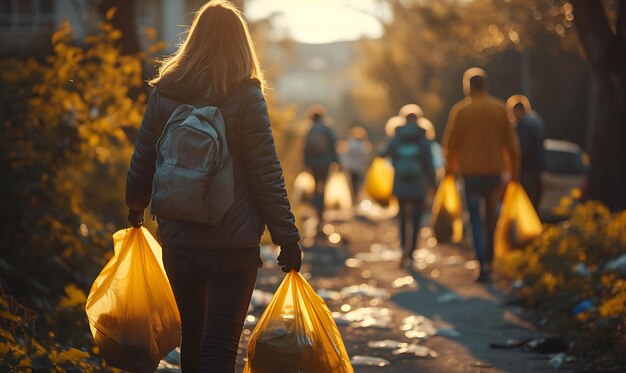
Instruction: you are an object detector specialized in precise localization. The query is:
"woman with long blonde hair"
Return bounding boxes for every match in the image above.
[125,2,302,371]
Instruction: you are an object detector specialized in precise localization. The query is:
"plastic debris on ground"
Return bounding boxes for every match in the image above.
[316,288,341,301]
[244,315,257,327]
[548,353,568,370]
[367,340,408,349]
[340,284,390,300]
[392,344,438,358]
[444,256,463,266]
[162,348,180,365]
[511,279,525,290]
[355,243,402,262]
[157,361,179,372]
[574,263,590,277]
[350,356,391,367]
[345,258,363,268]
[157,348,180,372]
[434,327,461,338]
[571,300,593,317]
[338,307,393,330]
[400,315,437,339]
[605,253,626,275]
[437,292,462,303]
[391,275,417,289]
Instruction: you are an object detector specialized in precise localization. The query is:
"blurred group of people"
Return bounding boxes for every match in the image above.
[301,67,546,283]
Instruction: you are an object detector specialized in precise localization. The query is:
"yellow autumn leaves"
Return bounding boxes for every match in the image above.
[498,201,626,359]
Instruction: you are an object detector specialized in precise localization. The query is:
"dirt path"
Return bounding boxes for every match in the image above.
[315,213,563,373]
[160,206,571,373]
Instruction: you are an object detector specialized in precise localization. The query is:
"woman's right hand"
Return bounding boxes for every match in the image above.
[277,244,302,273]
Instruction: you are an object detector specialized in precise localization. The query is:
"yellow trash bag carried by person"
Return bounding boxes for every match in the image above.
[430,176,463,243]
[494,182,543,258]
[325,171,353,210]
[244,271,353,373]
[85,227,180,372]
[292,171,316,204]
[364,157,394,206]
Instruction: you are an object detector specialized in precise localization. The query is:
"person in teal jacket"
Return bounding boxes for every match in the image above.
[382,113,436,267]
[303,106,338,223]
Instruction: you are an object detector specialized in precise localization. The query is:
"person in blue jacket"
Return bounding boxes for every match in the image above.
[382,112,436,267]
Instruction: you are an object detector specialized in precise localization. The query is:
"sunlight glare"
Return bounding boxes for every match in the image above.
[246,0,390,44]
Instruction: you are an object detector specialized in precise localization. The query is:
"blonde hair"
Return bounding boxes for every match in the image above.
[149,1,265,96]
[506,94,532,113]
[506,94,532,122]
[463,67,487,96]
[398,103,424,119]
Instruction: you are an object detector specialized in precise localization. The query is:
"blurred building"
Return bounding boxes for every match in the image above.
[266,40,358,129]
[0,0,226,57]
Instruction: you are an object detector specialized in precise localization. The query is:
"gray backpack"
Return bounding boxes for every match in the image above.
[150,104,234,225]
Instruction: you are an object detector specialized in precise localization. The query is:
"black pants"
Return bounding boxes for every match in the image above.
[349,172,361,201]
[398,199,424,258]
[311,166,330,220]
[162,247,260,373]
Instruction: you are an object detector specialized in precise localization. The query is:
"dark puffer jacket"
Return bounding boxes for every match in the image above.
[381,123,436,201]
[125,78,300,249]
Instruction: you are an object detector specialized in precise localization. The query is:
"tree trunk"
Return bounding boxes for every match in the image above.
[98,0,140,55]
[571,0,626,211]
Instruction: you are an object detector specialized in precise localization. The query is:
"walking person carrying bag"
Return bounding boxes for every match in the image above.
[125,2,302,371]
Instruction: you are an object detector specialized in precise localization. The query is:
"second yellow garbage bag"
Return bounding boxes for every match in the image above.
[244,271,353,373]
[85,227,180,373]
[364,157,394,206]
[431,176,463,243]
[494,182,543,258]
[292,171,316,204]
[325,171,353,210]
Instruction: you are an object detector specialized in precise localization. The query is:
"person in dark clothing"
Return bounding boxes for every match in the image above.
[381,113,436,268]
[507,94,546,209]
[303,106,338,222]
[125,2,301,372]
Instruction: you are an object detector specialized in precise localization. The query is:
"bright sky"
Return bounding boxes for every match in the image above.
[246,0,391,44]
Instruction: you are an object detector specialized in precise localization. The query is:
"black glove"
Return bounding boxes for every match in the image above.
[277,244,302,273]
[127,209,144,228]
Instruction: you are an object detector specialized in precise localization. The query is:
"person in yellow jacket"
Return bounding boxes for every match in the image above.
[443,68,520,282]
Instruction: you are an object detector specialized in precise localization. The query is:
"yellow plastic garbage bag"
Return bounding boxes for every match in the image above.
[85,227,180,373]
[494,182,543,258]
[325,171,353,210]
[244,271,353,373]
[364,157,394,206]
[430,176,463,243]
[292,171,316,204]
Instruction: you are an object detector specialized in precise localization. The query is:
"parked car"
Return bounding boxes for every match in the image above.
[539,139,587,216]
